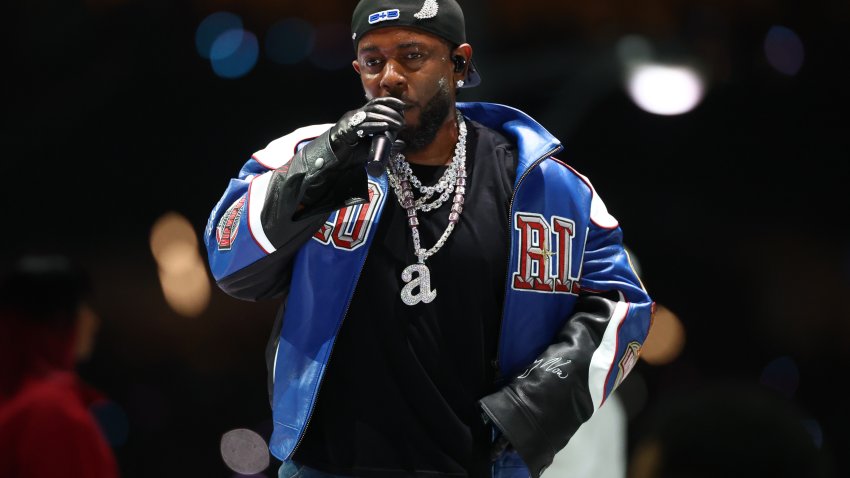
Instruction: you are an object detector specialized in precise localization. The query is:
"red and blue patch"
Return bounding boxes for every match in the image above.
[216,196,246,251]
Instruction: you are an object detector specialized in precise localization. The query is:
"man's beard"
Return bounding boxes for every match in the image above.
[397,79,452,153]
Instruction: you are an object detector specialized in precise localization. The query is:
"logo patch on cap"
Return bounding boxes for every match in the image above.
[368,9,400,24]
[414,0,439,19]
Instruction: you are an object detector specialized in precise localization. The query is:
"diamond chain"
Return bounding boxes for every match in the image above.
[387,111,468,264]
[387,116,467,212]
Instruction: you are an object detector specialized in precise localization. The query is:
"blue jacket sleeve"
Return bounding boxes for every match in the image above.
[204,124,369,301]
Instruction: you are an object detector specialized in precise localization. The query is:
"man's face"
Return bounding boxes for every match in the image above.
[353,27,458,150]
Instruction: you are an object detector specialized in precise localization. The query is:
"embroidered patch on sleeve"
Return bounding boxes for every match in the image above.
[216,196,246,251]
[614,341,641,388]
[311,180,384,251]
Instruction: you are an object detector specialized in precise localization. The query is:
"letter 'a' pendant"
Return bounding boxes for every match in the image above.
[400,264,437,306]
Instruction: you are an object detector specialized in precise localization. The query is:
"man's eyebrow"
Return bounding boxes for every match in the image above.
[358,42,426,54]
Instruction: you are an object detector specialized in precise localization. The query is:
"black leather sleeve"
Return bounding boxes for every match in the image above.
[216,131,369,301]
[264,129,370,225]
[479,291,621,477]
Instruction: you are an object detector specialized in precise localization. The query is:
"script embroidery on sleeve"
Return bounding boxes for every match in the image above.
[517,357,571,379]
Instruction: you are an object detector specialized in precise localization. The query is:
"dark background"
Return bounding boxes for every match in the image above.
[3,0,849,476]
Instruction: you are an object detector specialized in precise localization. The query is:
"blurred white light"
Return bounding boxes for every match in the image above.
[150,212,211,318]
[626,64,705,116]
[221,428,270,475]
[764,25,805,76]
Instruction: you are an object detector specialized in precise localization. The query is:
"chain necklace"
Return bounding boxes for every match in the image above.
[389,151,461,211]
[387,111,467,306]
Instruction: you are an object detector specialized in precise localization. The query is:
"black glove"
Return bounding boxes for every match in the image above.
[328,97,406,161]
[267,97,405,222]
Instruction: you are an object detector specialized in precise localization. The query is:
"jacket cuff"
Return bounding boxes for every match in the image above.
[261,130,370,245]
[480,388,555,478]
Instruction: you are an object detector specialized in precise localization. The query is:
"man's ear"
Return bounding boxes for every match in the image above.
[452,44,473,64]
[352,60,361,75]
[452,43,473,77]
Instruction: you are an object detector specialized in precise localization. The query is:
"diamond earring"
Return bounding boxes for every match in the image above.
[456,80,465,88]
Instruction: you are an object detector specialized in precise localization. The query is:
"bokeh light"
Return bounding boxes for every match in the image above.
[626,64,705,116]
[150,212,211,317]
[196,12,242,59]
[220,428,270,475]
[159,266,212,317]
[760,355,800,399]
[310,23,353,70]
[211,29,260,79]
[266,18,315,65]
[150,212,196,263]
[764,25,805,76]
[639,304,686,365]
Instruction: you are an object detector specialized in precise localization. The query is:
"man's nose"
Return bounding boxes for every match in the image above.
[380,60,406,93]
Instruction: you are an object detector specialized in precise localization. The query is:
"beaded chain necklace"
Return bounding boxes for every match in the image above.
[386,111,467,306]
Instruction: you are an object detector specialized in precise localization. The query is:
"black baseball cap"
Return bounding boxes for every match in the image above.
[351,0,481,88]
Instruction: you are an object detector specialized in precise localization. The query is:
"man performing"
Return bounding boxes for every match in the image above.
[205,1,653,477]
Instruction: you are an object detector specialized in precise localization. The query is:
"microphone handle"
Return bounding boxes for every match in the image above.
[366,133,392,177]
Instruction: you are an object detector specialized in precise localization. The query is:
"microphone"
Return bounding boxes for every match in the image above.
[366,132,403,177]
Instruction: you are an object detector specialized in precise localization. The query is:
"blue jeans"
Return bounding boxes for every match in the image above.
[278,461,352,478]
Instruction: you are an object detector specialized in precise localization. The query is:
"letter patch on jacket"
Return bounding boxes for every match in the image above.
[512,212,581,294]
[312,180,384,251]
[217,196,246,251]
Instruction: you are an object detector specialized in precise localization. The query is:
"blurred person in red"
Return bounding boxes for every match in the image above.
[0,255,119,478]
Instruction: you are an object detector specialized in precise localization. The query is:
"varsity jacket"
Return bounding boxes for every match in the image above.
[205,102,653,478]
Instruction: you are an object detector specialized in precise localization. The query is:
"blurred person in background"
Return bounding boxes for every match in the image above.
[627,380,834,478]
[0,255,119,478]
[206,1,653,477]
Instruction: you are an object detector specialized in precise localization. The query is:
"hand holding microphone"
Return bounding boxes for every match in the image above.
[366,131,407,177]
[328,97,406,174]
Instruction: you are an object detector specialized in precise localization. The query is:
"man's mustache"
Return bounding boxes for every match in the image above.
[385,93,418,111]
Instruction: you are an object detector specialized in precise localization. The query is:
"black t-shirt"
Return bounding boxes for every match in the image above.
[293,120,518,477]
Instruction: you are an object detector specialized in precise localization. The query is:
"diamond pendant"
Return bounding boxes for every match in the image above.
[400,263,437,306]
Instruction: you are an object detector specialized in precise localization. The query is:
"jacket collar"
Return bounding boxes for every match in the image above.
[457,102,563,181]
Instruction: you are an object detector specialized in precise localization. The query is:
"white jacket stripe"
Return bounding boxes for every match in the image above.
[247,173,277,254]
[587,296,629,410]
